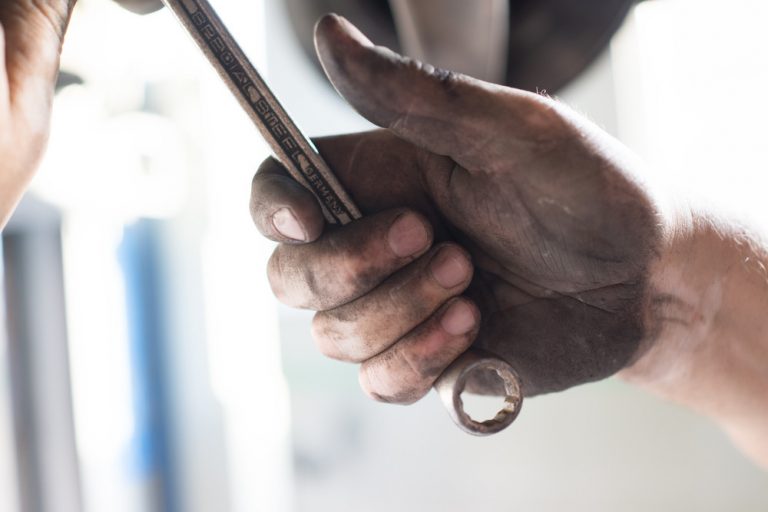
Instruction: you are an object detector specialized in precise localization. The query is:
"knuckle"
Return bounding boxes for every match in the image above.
[334,257,365,297]
[359,362,427,405]
[251,163,302,212]
[439,240,469,257]
[432,67,461,96]
[267,246,316,308]
[248,191,267,231]
[389,58,462,131]
[310,313,340,359]
[324,240,382,303]
[410,58,460,93]
[249,174,286,234]
[358,368,393,404]
[432,241,474,268]
[399,345,433,385]
[311,312,367,363]
[266,249,288,303]
[255,156,283,177]
[252,173,284,204]
[435,240,462,252]
[249,173,267,205]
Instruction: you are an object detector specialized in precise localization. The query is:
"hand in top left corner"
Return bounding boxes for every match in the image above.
[0,0,77,227]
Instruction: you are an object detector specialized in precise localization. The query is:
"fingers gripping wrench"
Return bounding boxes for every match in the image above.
[161,0,523,435]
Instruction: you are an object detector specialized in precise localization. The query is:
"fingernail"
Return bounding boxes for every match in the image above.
[272,208,306,241]
[441,301,477,336]
[430,248,470,289]
[388,213,429,258]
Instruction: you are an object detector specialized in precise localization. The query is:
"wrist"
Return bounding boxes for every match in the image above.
[622,208,768,419]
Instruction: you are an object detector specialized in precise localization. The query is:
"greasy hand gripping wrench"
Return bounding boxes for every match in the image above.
[161,0,523,435]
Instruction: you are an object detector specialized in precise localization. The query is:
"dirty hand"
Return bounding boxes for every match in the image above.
[0,0,76,227]
[251,15,664,403]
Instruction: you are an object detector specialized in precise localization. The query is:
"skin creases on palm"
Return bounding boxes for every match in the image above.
[314,122,659,397]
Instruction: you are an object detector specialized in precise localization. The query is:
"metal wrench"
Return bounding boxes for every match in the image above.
[160,0,523,435]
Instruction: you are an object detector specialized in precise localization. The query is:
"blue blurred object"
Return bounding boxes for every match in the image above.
[119,220,178,512]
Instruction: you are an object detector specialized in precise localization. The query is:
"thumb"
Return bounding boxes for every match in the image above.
[313,13,539,165]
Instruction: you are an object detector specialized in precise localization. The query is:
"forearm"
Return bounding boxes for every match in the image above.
[622,209,768,467]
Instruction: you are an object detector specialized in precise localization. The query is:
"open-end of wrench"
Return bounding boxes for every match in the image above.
[160,0,523,435]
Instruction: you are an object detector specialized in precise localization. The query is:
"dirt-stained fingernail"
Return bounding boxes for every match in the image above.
[430,248,471,289]
[441,300,476,336]
[388,213,429,258]
[272,208,306,241]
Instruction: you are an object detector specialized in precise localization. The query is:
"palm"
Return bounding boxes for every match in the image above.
[317,124,656,395]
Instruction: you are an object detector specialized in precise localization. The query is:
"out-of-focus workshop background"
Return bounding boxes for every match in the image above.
[0,0,767,510]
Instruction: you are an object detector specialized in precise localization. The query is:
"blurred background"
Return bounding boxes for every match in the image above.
[1,0,767,510]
